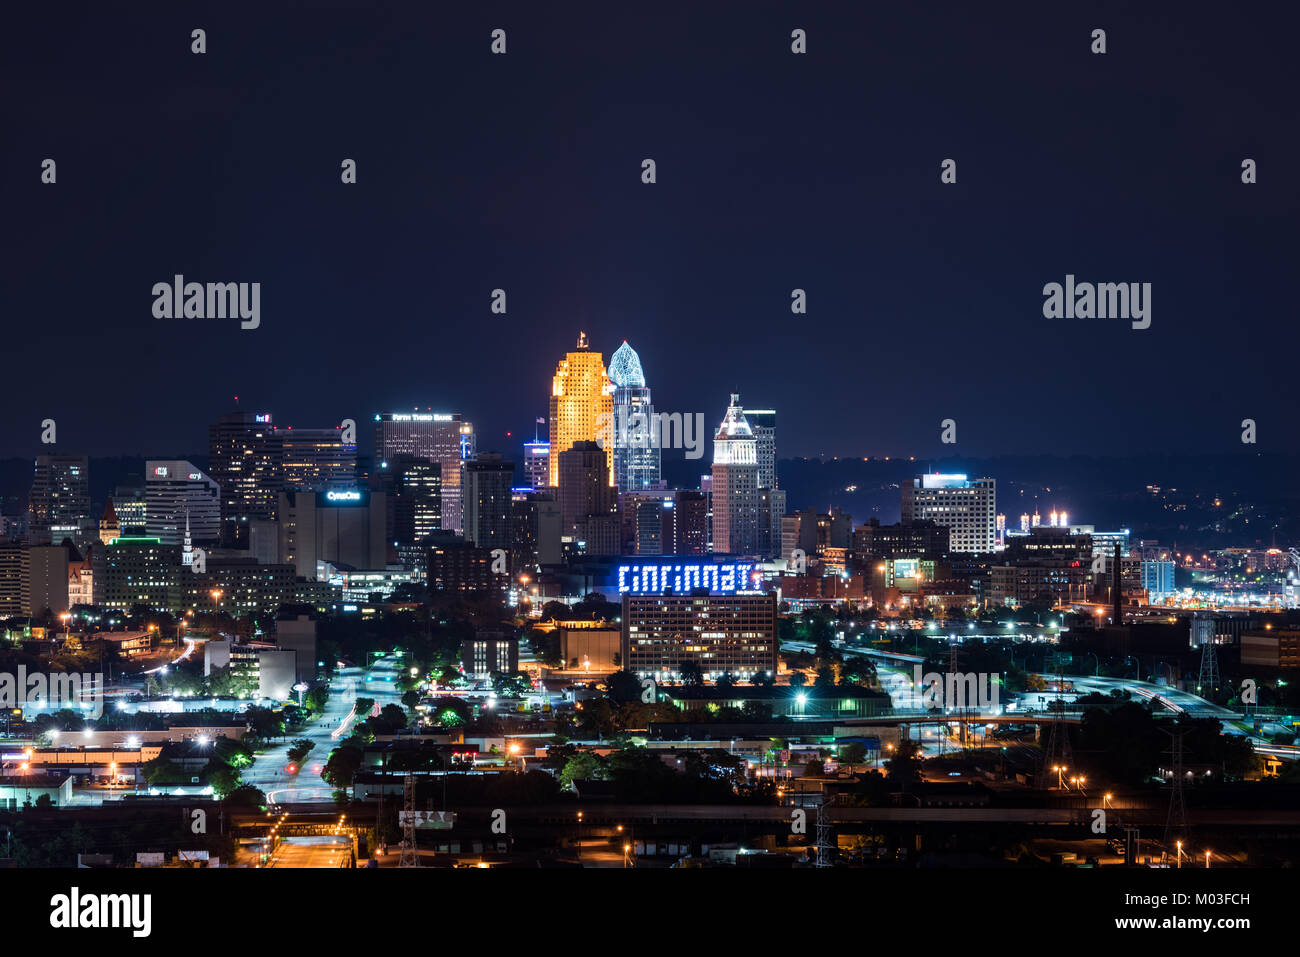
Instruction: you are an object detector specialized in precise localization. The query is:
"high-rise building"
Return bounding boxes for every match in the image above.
[92,537,183,613]
[619,489,709,556]
[558,440,617,537]
[280,427,357,492]
[145,460,221,545]
[511,488,563,568]
[461,453,514,551]
[381,455,441,547]
[522,441,550,489]
[0,543,29,617]
[1141,560,1176,602]
[548,332,613,487]
[374,412,475,533]
[622,592,778,682]
[427,540,507,603]
[28,455,90,543]
[745,408,777,491]
[276,489,388,580]
[111,483,148,535]
[608,340,661,492]
[710,394,761,556]
[901,474,997,554]
[208,412,283,548]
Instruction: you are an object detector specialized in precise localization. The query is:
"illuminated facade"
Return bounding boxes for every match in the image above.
[208,412,282,548]
[608,340,661,491]
[145,460,221,545]
[548,332,613,487]
[374,411,475,533]
[622,592,778,681]
[710,394,762,555]
[280,427,358,492]
[901,474,997,554]
[28,455,90,542]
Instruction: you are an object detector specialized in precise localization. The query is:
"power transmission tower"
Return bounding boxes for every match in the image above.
[1197,637,1220,700]
[398,772,420,867]
[816,792,842,867]
[1162,728,1188,850]
[1037,652,1072,788]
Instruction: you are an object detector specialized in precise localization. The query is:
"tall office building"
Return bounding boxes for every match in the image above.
[382,455,441,547]
[28,455,90,542]
[745,408,777,491]
[461,453,515,551]
[280,427,357,492]
[901,474,997,554]
[511,488,563,568]
[0,544,28,617]
[710,394,762,556]
[209,411,283,547]
[558,441,617,534]
[92,537,183,613]
[548,332,613,487]
[608,340,661,492]
[374,412,475,533]
[111,482,148,535]
[145,460,221,545]
[522,441,550,489]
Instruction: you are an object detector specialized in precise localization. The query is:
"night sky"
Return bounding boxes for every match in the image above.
[5,1,1298,463]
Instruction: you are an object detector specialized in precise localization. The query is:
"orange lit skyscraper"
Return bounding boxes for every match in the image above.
[549,332,613,487]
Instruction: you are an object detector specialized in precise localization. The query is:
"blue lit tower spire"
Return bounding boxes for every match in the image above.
[609,340,660,491]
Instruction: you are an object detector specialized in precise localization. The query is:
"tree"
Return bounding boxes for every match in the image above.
[679,661,704,687]
[559,751,608,789]
[223,784,267,810]
[287,739,316,766]
[839,742,867,766]
[322,743,364,794]
[605,669,644,704]
[885,740,923,783]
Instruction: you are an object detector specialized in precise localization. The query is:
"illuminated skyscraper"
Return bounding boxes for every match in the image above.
[710,394,762,555]
[209,412,282,548]
[548,332,613,487]
[145,460,221,545]
[462,452,515,551]
[28,454,90,543]
[522,441,550,489]
[280,426,357,492]
[374,412,475,533]
[608,340,661,492]
[901,474,997,554]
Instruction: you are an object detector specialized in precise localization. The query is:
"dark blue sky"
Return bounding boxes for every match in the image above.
[5,1,1298,462]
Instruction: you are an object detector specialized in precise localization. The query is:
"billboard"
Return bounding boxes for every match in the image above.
[616,561,762,595]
